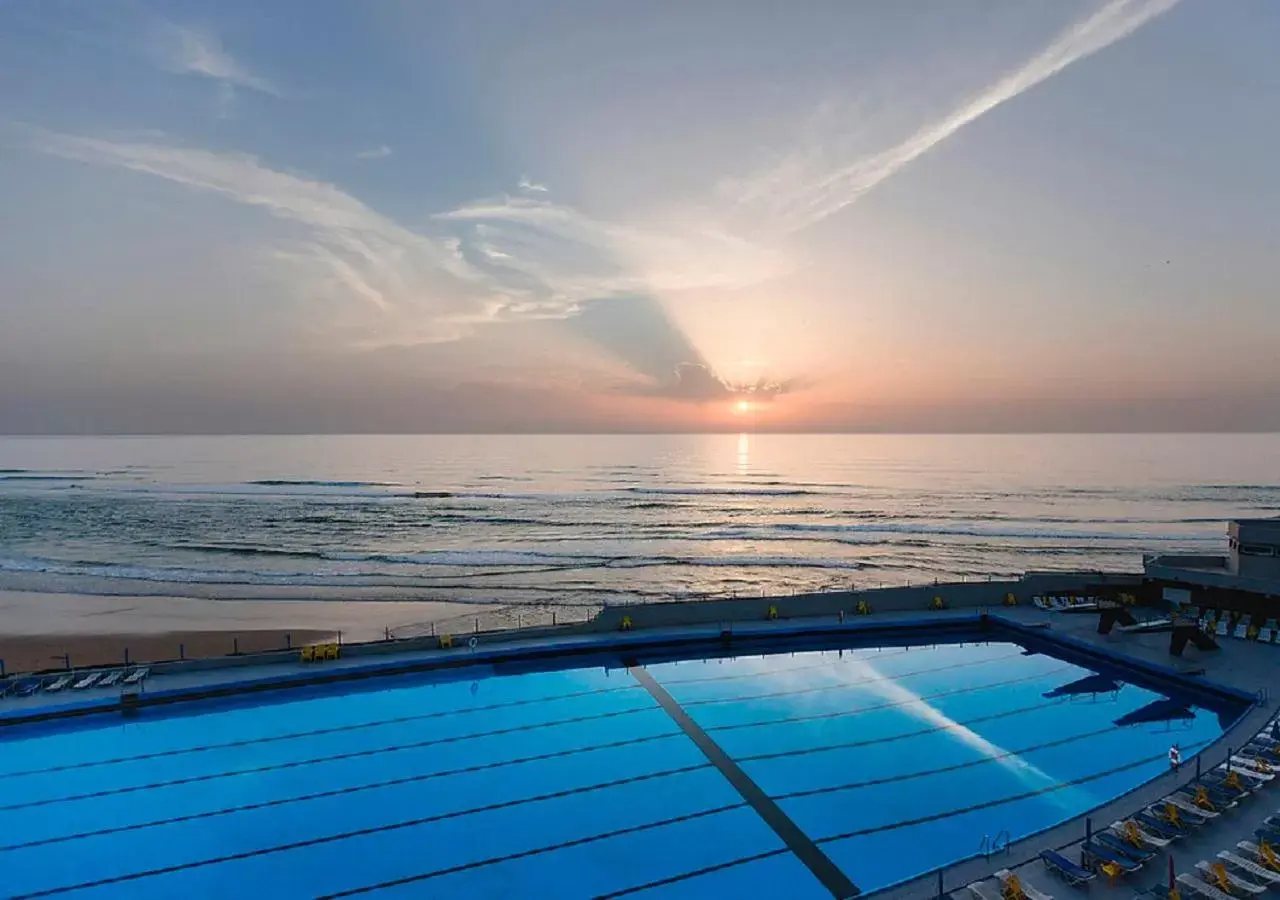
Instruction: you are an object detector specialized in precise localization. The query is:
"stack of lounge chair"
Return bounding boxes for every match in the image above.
[0,666,151,702]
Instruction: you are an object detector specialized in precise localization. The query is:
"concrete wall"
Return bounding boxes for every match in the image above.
[591,572,1142,632]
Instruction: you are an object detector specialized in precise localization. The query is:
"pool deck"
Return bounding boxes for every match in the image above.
[1,598,1277,899]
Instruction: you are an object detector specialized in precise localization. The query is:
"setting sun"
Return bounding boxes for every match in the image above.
[734,400,751,413]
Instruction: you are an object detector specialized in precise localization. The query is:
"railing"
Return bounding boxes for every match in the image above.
[977,829,1011,859]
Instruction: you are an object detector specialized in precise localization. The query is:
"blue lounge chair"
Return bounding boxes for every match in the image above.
[1254,828,1280,847]
[1133,813,1182,841]
[1095,831,1155,862]
[13,679,41,698]
[1084,842,1143,873]
[1041,850,1095,886]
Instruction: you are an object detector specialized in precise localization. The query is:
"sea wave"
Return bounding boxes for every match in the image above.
[248,479,400,488]
[0,548,862,586]
[626,487,820,497]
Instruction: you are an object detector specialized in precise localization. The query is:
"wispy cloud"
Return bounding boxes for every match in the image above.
[150,23,283,116]
[25,128,535,344]
[518,175,548,193]
[719,0,1179,233]
[355,145,393,160]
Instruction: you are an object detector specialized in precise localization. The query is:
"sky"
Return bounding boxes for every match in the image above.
[1,0,1277,434]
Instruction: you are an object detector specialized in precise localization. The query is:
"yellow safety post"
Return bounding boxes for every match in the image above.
[620,615,633,631]
[439,634,453,649]
[930,596,946,611]
[766,605,778,620]
[855,599,871,616]
[1003,592,1017,607]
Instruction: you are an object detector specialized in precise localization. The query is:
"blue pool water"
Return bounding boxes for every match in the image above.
[0,639,1232,898]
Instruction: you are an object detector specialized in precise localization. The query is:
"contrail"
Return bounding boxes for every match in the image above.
[767,0,1181,232]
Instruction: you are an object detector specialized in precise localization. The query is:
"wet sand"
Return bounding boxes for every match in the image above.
[0,589,508,675]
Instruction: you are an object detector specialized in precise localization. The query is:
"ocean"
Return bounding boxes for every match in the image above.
[0,434,1276,613]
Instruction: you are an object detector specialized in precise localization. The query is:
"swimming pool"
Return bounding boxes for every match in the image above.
[0,635,1238,899]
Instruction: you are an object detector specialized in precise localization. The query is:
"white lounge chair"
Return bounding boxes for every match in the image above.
[122,667,150,686]
[72,672,102,690]
[967,879,1002,900]
[1218,852,1280,886]
[44,674,74,692]
[1237,841,1280,873]
[1179,874,1236,900]
[1165,792,1220,819]
[1229,756,1276,780]
[995,869,1054,900]
[1195,861,1266,896]
[1110,819,1171,848]
[99,669,124,687]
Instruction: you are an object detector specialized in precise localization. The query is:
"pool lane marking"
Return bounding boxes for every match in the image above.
[0,694,1081,851]
[0,704,1110,852]
[704,664,1077,734]
[628,665,860,899]
[0,730,686,851]
[580,737,1213,900]
[0,666,1075,812]
[680,650,1028,708]
[812,738,1210,847]
[592,849,790,899]
[0,646,987,780]
[0,681,650,780]
[0,646,938,780]
[5,768,735,899]
[6,741,1207,899]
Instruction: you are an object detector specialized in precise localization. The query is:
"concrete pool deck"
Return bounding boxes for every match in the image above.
[0,593,1276,899]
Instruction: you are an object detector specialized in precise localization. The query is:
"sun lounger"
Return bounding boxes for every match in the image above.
[1218,851,1280,886]
[1179,873,1238,900]
[1182,781,1239,809]
[99,669,124,687]
[1084,841,1143,873]
[1195,861,1266,895]
[1138,809,1193,837]
[967,879,1003,900]
[1132,814,1182,841]
[1237,841,1280,873]
[1095,831,1154,862]
[1165,793,1220,819]
[44,674,74,692]
[121,667,150,686]
[13,679,40,697]
[1111,819,1171,848]
[1040,850,1094,886]
[994,869,1053,900]
[72,672,102,690]
[1229,756,1276,780]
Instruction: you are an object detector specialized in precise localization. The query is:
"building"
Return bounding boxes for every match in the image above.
[1144,518,1280,613]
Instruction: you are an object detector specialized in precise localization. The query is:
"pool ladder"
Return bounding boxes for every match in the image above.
[978,830,1011,859]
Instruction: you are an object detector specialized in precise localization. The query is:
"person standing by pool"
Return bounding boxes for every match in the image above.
[1169,743,1181,773]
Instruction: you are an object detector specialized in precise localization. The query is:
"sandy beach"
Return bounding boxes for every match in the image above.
[0,589,537,675]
